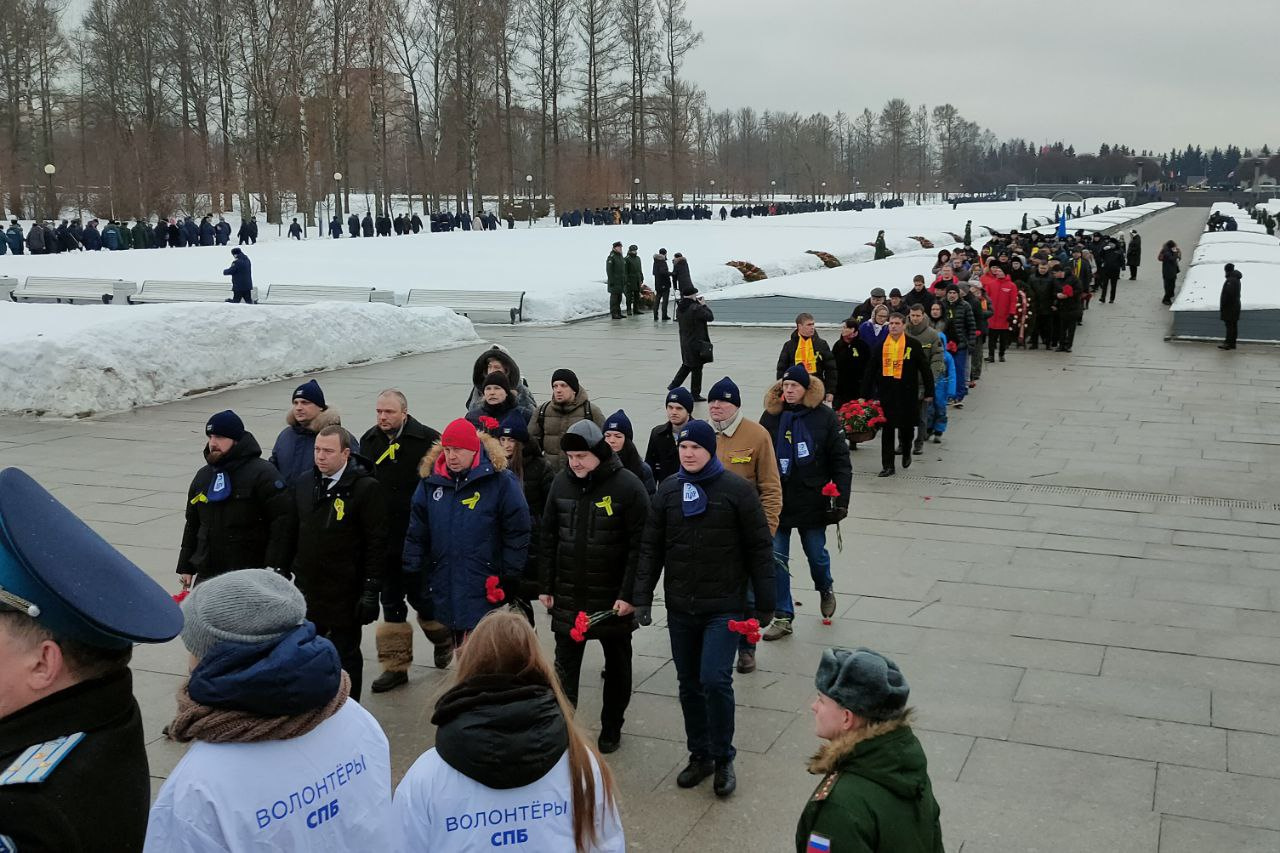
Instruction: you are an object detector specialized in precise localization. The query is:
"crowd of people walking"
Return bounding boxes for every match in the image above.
[2,219,1171,852]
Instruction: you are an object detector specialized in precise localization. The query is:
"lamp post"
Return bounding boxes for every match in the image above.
[333,172,343,228]
[770,179,776,201]
[633,177,640,209]
[709,179,715,204]
[525,174,533,227]
[43,163,56,221]
[821,181,826,203]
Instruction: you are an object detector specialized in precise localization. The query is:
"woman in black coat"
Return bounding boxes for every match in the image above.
[1219,264,1242,350]
[670,283,714,400]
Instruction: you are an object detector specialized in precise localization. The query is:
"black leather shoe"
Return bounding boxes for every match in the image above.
[677,758,715,788]
[902,453,912,469]
[598,726,622,754]
[713,760,737,797]
[370,670,408,693]
[878,468,895,477]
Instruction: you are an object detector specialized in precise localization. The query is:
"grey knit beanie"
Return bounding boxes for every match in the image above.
[815,647,910,721]
[181,569,307,659]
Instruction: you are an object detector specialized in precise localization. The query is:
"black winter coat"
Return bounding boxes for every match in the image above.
[759,377,852,529]
[1026,272,1055,315]
[1220,271,1242,321]
[673,257,693,290]
[941,297,977,350]
[776,331,838,392]
[634,465,775,616]
[177,432,293,580]
[291,459,388,627]
[873,335,934,427]
[653,254,672,291]
[644,421,683,485]
[519,443,556,598]
[1159,246,1180,278]
[832,335,871,408]
[0,670,152,853]
[359,416,440,548]
[675,296,714,366]
[539,455,649,636]
[1127,236,1141,265]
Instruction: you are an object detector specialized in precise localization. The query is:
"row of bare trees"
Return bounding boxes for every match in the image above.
[0,0,1167,223]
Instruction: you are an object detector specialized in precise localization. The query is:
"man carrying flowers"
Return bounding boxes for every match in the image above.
[538,421,650,754]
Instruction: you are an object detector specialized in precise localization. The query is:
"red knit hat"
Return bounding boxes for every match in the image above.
[440,418,480,452]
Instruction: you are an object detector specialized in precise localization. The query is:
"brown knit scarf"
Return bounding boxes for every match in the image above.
[167,671,351,744]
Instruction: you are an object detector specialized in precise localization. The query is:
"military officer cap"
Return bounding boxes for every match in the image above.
[0,468,183,650]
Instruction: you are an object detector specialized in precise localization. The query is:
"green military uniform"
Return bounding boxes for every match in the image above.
[624,249,644,316]
[605,248,627,319]
[795,718,944,853]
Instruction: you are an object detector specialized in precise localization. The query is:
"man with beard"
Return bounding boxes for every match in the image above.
[177,410,293,587]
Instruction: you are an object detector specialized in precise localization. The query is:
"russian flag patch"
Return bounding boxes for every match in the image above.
[806,833,831,853]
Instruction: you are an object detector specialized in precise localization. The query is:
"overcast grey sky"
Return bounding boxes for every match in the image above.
[682,0,1278,154]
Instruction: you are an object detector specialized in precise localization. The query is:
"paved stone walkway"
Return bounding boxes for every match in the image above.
[2,206,1278,851]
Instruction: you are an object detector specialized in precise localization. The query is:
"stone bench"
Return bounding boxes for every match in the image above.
[404,288,526,323]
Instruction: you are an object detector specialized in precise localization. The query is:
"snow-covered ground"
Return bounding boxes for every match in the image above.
[0,303,477,417]
[1173,204,1280,312]
[3,200,1115,323]
[709,203,1172,307]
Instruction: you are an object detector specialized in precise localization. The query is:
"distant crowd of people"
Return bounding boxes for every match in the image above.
[1,214,249,254]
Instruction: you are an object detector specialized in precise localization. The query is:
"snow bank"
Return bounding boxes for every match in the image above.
[1198,231,1279,247]
[0,302,478,417]
[2,200,1095,323]
[1171,262,1280,312]
[1192,243,1280,266]
[709,203,1172,305]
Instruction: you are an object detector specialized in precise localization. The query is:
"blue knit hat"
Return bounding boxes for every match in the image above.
[497,411,529,443]
[603,410,634,442]
[291,379,326,409]
[204,410,245,441]
[666,386,695,413]
[781,364,811,389]
[708,377,740,408]
[676,419,717,456]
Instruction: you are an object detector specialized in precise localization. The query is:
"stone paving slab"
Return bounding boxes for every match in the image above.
[3,206,1279,849]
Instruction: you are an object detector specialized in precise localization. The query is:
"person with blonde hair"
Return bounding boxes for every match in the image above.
[392,609,624,852]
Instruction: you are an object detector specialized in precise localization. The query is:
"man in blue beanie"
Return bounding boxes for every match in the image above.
[645,386,694,484]
[796,647,943,852]
[634,420,776,798]
[177,410,294,588]
[759,364,851,641]
[269,380,358,486]
[707,376,781,674]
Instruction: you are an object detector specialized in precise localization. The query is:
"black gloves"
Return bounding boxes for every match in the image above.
[825,506,848,525]
[755,611,773,630]
[634,606,652,627]
[356,580,381,625]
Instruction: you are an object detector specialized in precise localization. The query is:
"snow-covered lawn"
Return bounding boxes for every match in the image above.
[1173,204,1280,312]
[709,203,1171,306]
[0,302,477,417]
[3,200,1113,323]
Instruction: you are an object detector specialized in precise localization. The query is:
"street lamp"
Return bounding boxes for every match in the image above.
[633,177,640,208]
[333,172,343,227]
[43,163,56,221]
[770,180,776,200]
[709,179,715,203]
[525,174,533,227]
[821,181,826,202]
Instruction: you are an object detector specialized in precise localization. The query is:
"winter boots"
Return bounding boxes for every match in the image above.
[372,621,413,693]
[419,617,456,669]
[371,618,456,693]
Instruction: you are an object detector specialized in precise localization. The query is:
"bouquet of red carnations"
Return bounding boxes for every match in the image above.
[570,609,619,642]
[728,618,762,644]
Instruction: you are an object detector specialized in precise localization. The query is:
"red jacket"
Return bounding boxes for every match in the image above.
[982,274,1018,331]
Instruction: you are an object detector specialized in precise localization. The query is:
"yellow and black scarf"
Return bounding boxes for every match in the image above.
[881,335,906,379]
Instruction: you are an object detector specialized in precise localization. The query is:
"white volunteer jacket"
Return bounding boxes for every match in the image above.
[393,749,625,852]
[144,700,394,852]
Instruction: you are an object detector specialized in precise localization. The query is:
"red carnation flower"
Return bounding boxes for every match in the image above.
[485,575,506,604]
[821,481,840,498]
[1062,285,1074,297]
[478,415,500,430]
